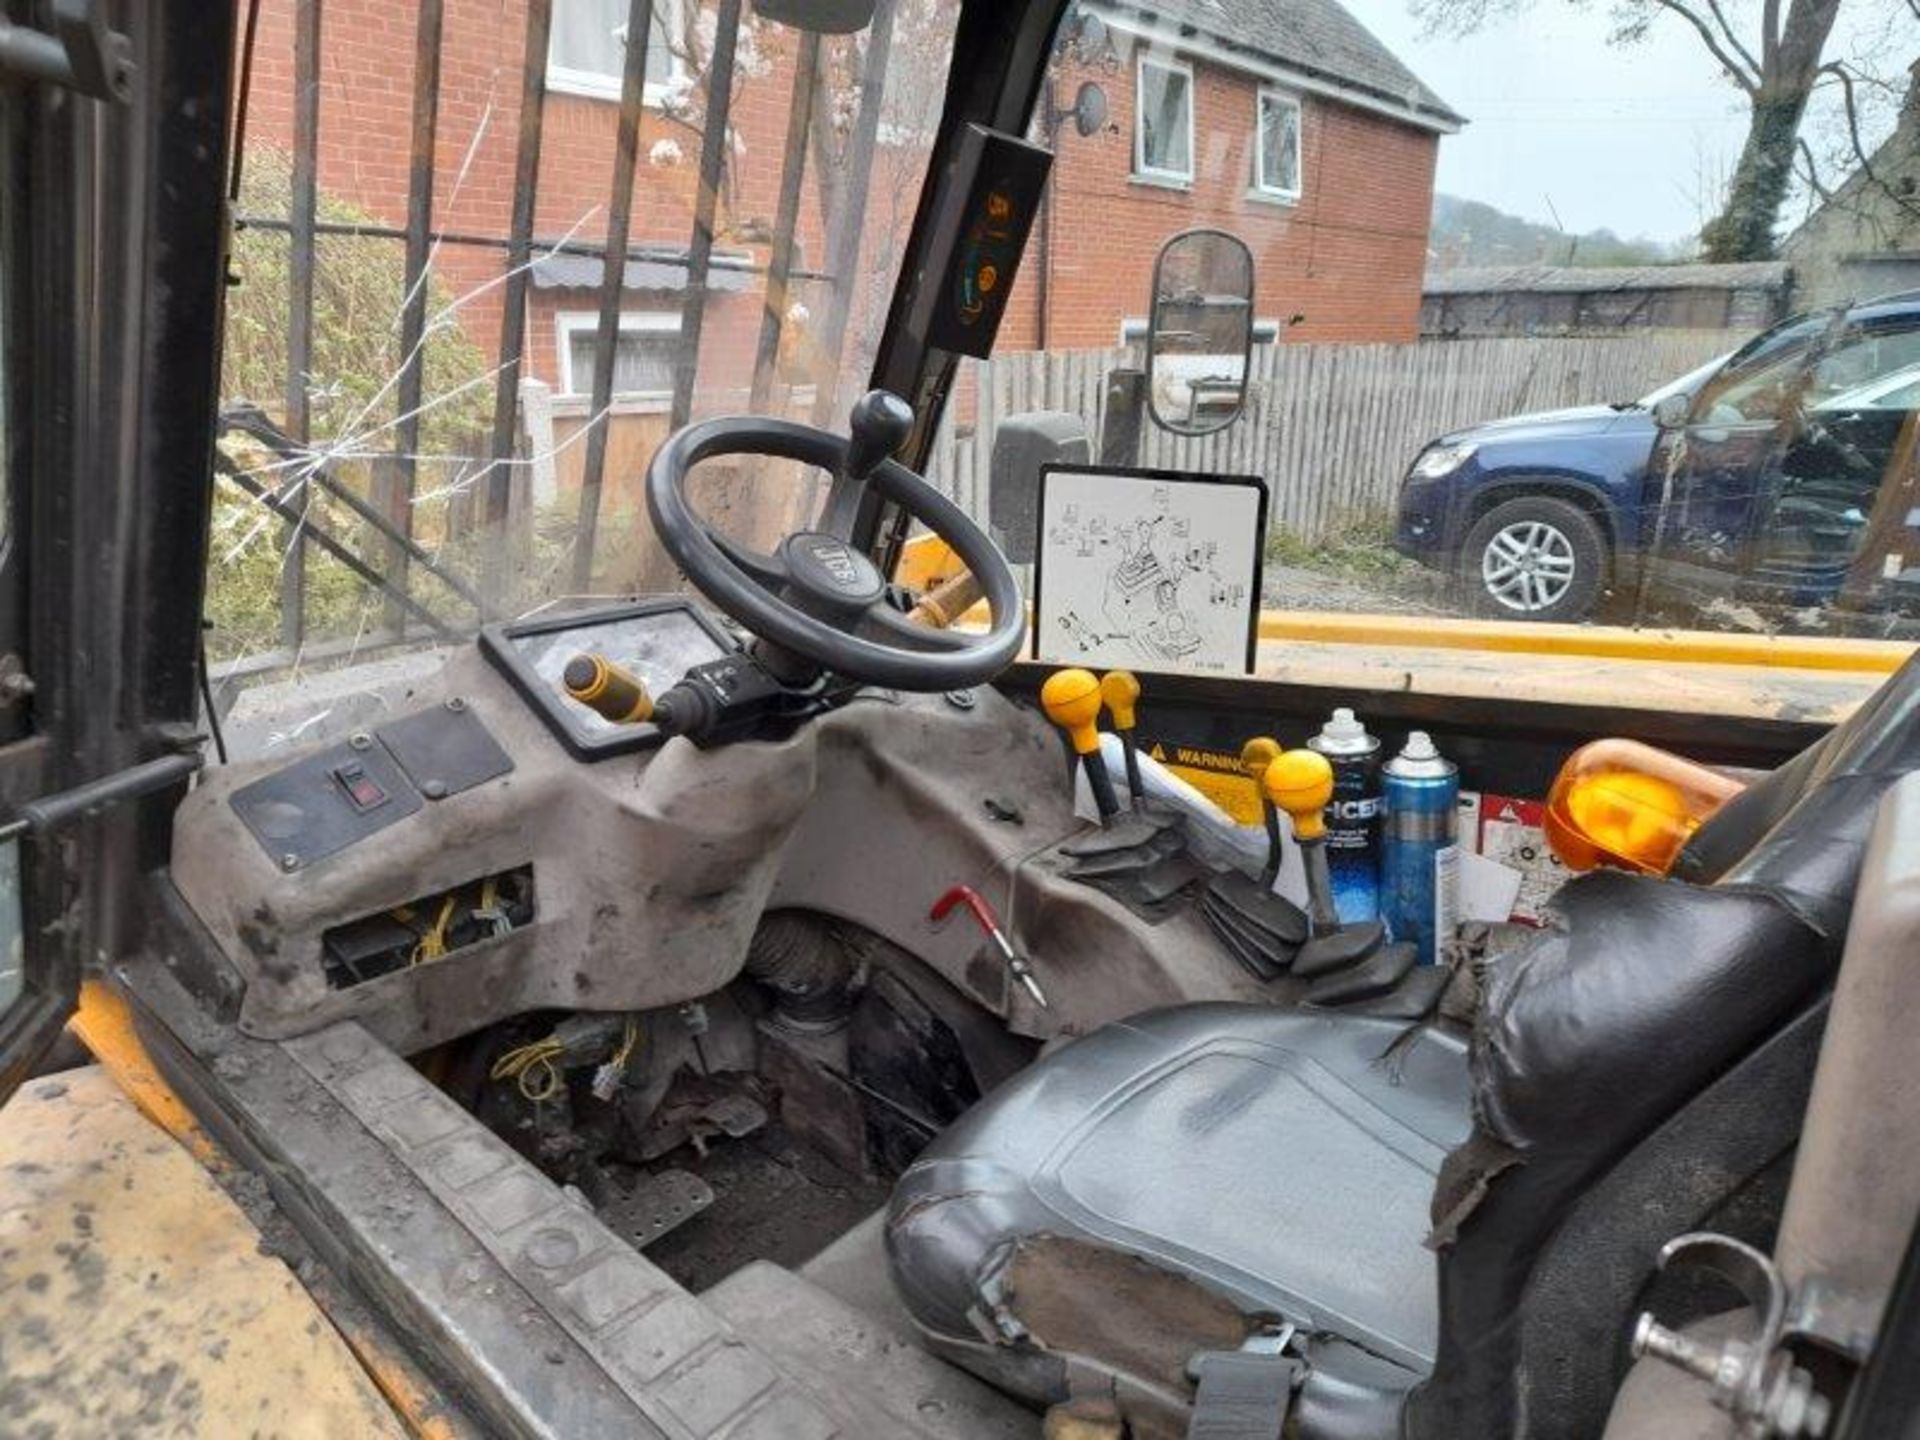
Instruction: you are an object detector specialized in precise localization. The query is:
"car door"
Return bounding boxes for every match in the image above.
[1753,322,1920,604]
[1638,313,1835,614]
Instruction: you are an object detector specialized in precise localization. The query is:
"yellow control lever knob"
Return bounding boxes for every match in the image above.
[563,653,654,724]
[1264,749,1334,841]
[1098,670,1141,731]
[1040,668,1104,756]
[1239,736,1281,781]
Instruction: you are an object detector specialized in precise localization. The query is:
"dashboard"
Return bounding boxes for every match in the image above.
[479,598,738,759]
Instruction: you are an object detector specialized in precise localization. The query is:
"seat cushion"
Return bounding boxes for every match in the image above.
[886,1003,1473,1389]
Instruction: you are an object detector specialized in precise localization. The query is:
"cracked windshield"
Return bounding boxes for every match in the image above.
[211,0,1920,736]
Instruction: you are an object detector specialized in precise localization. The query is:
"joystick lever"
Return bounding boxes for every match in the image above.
[1041,667,1120,823]
[1239,737,1283,882]
[1264,749,1339,935]
[1099,671,1144,809]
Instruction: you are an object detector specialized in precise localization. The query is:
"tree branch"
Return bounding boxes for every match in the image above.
[1821,60,1920,223]
[1702,0,1762,80]
[1651,0,1759,95]
[1794,136,1835,203]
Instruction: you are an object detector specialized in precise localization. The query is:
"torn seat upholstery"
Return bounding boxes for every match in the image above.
[887,651,1920,1440]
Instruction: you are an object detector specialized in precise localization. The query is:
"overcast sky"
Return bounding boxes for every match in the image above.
[1346,0,1906,248]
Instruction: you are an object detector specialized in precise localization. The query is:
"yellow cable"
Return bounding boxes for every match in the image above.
[411,893,459,966]
[490,1037,566,1103]
[611,1016,639,1069]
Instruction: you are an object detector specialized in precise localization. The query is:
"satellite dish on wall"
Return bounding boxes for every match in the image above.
[1069,81,1108,138]
[752,0,875,34]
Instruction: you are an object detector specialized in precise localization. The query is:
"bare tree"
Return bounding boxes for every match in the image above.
[1416,0,1844,261]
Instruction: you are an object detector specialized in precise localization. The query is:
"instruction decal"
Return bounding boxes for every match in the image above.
[1031,464,1267,674]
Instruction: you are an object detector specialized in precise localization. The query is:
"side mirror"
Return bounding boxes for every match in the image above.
[1147,229,1255,437]
[1651,393,1692,431]
[750,0,876,33]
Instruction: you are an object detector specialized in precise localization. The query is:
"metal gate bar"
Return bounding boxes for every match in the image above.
[668,0,744,432]
[571,0,658,590]
[281,0,322,649]
[750,29,820,415]
[385,0,447,628]
[484,0,553,542]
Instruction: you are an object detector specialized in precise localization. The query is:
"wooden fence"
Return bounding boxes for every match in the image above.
[923,330,1739,540]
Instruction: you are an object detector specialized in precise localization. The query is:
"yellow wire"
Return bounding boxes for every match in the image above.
[410,893,459,967]
[610,1016,639,1069]
[490,1037,566,1103]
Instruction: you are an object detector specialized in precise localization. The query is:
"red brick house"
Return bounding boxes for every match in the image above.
[1006,0,1462,351]
[234,0,1457,425]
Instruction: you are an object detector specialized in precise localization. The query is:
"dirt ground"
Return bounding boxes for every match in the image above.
[1261,561,1458,616]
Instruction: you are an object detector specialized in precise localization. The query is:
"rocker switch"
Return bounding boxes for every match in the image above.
[332,761,389,813]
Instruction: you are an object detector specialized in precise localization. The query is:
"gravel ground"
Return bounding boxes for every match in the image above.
[1261,562,1459,617]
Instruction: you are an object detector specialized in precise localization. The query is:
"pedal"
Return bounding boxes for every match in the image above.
[600,1168,715,1249]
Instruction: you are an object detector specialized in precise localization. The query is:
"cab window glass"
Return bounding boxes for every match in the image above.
[958,0,1920,657]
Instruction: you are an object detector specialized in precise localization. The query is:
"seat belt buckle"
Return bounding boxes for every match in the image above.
[1185,1324,1304,1440]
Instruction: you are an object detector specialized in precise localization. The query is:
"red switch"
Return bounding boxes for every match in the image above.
[333,762,389,813]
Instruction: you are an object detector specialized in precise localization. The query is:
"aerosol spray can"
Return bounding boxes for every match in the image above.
[1307,708,1381,923]
[1381,732,1460,966]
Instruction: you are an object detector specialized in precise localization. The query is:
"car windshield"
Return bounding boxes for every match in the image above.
[1637,352,1733,410]
[204,0,1920,733]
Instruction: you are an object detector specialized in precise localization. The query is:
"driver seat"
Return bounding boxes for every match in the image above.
[886,654,1920,1440]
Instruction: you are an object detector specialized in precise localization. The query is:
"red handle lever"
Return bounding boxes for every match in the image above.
[930,883,1000,937]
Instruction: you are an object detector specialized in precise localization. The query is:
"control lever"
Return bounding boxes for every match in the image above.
[1265,750,1339,935]
[1239,737,1283,883]
[931,884,1048,1010]
[1267,747,1395,978]
[845,389,915,483]
[1041,668,1120,823]
[563,654,655,724]
[1099,670,1144,809]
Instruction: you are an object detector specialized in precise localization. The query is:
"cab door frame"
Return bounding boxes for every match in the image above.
[0,0,234,1099]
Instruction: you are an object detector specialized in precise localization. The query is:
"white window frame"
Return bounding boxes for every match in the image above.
[556,309,682,404]
[1253,87,1303,202]
[546,0,686,106]
[1133,53,1194,186]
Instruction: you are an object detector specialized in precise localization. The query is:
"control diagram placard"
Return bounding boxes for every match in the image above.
[1032,464,1267,674]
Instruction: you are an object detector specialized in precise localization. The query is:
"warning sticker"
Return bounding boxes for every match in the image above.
[1145,740,1262,824]
[1476,793,1569,923]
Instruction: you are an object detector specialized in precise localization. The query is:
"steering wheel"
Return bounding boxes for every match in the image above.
[646,391,1025,692]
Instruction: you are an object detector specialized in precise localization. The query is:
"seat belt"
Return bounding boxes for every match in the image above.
[1186,1326,1304,1440]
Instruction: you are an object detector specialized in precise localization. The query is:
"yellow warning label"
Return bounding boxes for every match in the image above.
[1147,741,1263,825]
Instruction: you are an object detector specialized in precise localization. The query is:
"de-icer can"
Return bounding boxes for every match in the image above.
[1307,708,1381,923]
[1381,731,1460,966]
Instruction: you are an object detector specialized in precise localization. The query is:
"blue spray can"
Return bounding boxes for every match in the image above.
[1307,708,1381,924]
[1380,731,1460,966]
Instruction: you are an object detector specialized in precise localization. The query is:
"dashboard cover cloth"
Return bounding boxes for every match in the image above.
[886,1004,1473,1378]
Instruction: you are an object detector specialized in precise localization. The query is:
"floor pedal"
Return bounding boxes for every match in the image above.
[599,1168,714,1249]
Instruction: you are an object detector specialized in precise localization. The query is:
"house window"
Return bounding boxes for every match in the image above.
[1134,55,1193,184]
[548,0,683,104]
[1255,89,1302,200]
[558,311,681,403]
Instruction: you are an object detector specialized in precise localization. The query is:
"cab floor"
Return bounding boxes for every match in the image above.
[635,1119,895,1293]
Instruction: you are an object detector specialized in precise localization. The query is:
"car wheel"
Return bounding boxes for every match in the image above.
[1460,495,1606,623]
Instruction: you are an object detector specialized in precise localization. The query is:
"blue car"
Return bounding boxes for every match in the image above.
[1395,293,1920,623]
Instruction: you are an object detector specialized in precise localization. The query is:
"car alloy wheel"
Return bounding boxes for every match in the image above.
[1481,520,1577,614]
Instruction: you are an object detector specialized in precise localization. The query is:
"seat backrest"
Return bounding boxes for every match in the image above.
[1404,647,1920,1440]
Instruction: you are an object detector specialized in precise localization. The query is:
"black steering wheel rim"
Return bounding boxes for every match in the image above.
[646,414,1024,691]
